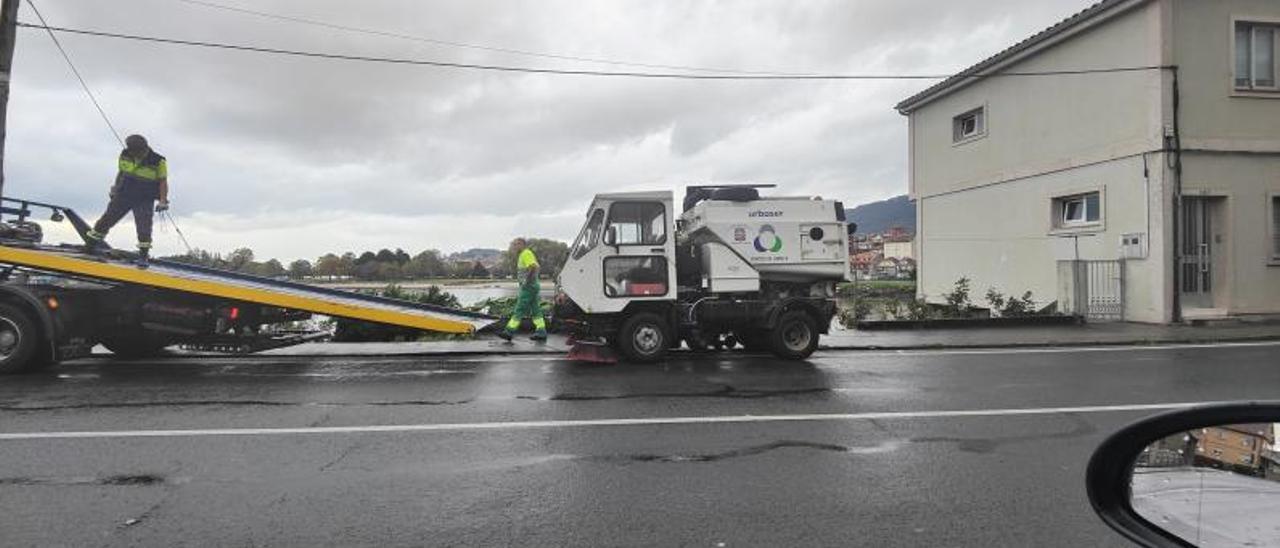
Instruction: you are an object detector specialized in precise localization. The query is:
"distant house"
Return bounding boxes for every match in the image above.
[882,237,914,261]
[896,0,1280,323]
[1192,424,1274,475]
[875,257,916,280]
[850,251,882,278]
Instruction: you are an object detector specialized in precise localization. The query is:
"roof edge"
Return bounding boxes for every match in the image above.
[894,0,1151,114]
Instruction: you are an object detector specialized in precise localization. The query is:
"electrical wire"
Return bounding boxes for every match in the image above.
[22,1,123,146]
[18,22,1173,81]
[163,210,193,253]
[171,0,806,76]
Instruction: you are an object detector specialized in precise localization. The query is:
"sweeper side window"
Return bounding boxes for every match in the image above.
[603,256,669,298]
[607,202,667,246]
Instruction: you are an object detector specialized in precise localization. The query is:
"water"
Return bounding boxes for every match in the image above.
[391,284,554,307]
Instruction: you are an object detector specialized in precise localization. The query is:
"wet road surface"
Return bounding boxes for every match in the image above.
[1,342,1277,547]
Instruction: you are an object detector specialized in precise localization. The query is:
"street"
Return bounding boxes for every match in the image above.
[1,342,1278,547]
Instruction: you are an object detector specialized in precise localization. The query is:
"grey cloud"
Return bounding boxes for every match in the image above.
[9,0,1097,257]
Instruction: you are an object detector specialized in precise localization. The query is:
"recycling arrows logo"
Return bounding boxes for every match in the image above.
[753,225,783,252]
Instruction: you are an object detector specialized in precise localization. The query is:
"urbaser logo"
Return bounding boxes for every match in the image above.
[748,210,783,218]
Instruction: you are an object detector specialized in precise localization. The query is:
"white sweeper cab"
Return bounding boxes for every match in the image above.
[554,185,855,362]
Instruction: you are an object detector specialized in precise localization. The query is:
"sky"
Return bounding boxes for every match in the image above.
[7,0,1091,261]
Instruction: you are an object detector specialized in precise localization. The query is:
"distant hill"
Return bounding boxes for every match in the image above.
[448,248,501,265]
[845,195,915,235]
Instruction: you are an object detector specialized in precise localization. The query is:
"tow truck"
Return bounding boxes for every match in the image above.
[0,197,495,373]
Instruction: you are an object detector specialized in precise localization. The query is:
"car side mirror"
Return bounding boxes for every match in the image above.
[1087,403,1280,548]
[847,222,858,236]
[603,226,618,247]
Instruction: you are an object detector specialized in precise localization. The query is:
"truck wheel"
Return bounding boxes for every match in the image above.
[769,311,820,360]
[0,303,41,374]
[100,333,171,359]
[618,312,670,363]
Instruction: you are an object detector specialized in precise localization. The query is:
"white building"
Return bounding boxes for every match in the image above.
[897,0,1280,323]
[882,239,914,260]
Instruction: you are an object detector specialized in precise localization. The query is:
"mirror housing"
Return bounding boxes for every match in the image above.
[603,226,618,247]
[846,222,858,236]
[1087,403,1280,548]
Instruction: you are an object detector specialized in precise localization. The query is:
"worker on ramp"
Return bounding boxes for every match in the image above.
[84,134,170,269]
[498,238,548,342]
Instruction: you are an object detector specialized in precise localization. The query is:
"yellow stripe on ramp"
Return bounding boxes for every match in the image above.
[0,245,478,334]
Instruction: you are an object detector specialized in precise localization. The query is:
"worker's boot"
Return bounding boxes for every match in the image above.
[134,248,150,269]
[497,329,514,342]
[84,236,108,255]
[530,330,548,342]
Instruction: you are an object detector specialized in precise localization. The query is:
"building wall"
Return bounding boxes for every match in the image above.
[909,2,1172,322]
[1168,0,1280,316]
[908,2,1164,199]
[883,241,913,260]
[1172,0,1280,148]
[919,154,1170,322]
[1181,153,1280,314]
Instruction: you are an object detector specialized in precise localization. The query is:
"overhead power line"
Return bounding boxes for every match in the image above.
[22,1,123,146]
[171,0,804,76]
[18,22,1172,81]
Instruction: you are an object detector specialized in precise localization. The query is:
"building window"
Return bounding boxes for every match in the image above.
[1053,192,1102,228]
[1271,196,1280,261]
[1236,22,1278,90]
[952,107,986,143]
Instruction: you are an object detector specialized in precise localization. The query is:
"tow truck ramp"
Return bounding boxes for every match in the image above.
[0,243,496,334]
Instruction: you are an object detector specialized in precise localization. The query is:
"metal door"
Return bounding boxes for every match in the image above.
[1179,198,1213,308]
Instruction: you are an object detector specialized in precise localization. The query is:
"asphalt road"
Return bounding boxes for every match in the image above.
[1,341,1278,547]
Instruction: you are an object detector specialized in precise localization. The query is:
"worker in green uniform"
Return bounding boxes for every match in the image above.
[498,238,548,342]
[85,134,170,268]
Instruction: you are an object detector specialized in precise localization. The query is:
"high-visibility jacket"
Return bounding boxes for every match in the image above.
[117,150,168,200]
[517,248,539,289]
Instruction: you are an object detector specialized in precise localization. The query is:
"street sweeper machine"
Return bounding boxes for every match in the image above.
[555,185,854,362]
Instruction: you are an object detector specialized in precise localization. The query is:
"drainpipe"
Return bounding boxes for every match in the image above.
[1168,66,1183,324]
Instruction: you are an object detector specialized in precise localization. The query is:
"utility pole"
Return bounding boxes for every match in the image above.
[0,0,20,206]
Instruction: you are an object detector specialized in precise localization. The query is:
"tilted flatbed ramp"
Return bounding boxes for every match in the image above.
[0,243,497,334]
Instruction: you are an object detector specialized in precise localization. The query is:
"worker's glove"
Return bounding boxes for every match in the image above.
[155,201,170,213]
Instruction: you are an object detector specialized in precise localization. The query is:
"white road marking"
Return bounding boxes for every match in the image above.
[818,340,1280,359]
[0,401,1236,441]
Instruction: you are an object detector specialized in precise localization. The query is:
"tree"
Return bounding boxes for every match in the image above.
[356,251,378,266]
[228,248,255,271]
[502,237,570,280]
[404,250,446,279]
[375,261,403,281]
[257,258,286,278]
[393,248,411,265]
[288,259,313,280]
[469,261,489,279]
[447,261,473,279]
[314,253,341,279]
[339,253,357,277]
[354,261,380,280]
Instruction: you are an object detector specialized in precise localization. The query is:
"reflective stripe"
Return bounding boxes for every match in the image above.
[532,317,547,330]
[137,242,153,249]
[119,155,167,181]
